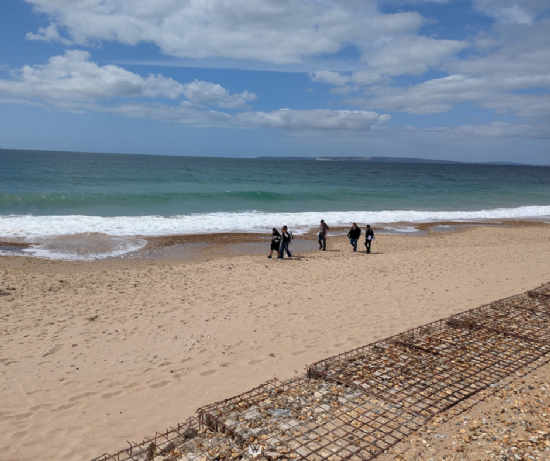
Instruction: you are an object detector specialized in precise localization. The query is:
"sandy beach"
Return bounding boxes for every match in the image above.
[2,223,550,461]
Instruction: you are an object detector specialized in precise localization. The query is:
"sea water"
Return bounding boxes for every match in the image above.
[1,150,550,259]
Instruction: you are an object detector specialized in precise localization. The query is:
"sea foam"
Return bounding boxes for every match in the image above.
[1,205,550,239]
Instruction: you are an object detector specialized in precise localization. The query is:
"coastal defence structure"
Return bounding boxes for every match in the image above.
[92,284,550,461]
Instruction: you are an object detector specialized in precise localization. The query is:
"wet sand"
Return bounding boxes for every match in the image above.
[1,223,550,460]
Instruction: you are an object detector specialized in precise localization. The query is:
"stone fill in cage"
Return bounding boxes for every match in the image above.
[90,416,249,461]
[450,297,550,345]
[92,283,550,461]
[197,377,425,461]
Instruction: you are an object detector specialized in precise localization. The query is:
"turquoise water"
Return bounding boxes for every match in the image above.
[1,149,550,242]
[2,150,550,215]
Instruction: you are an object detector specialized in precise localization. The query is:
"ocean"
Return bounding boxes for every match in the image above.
[1,149,550,259]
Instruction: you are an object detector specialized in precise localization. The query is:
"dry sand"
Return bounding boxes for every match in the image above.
[1,224,550,461]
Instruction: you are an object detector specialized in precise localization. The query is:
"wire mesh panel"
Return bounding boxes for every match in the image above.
[90,417,248,461]
[451,299,550,344]
[394,320,547,379]
[197,377,425,461]
[307,339,497,418]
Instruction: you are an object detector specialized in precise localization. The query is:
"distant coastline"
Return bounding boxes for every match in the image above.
[257,155,549,167]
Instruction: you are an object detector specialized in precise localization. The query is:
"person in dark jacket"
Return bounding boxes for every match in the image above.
[318,220,329,250]
[279,225,292,259]
[365,225,374,254]
[347,223,361,252]
[268,228,281,258]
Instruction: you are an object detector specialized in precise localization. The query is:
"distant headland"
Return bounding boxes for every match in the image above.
[257,156,548,167]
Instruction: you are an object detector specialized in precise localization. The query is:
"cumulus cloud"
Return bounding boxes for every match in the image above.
[24,0,424,64]
[0,51,388,131]
[0,50,260,112]
[26,22,72,45]
[441,121,550,139]
[361,74,550,117]
[238,109,384,131]
[0,50,185,107]
[309,71,350,86]
[309,36,467,87]
[102,104,388,131]
[361,36,468,76]
[347,17,550,130]
[182,80,257,110]
[472,0,549,25]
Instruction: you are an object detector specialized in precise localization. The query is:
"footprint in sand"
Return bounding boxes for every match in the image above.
[124,383,139,389]
[52,402,78,412]
[248,359,263,365]
[150,381,170,389]
[200,370,217,376]
[292,350,307,356]
[10,412,33,422]
[9,430,28,441]
[101,391,124,399]
[29,404,53,411]
[68,391,98,402]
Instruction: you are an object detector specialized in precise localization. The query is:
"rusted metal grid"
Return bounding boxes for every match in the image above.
[197,376,426,461]
[449,296,550,345]
[528,281,550,299]
[396,313,549,379]
[91,416,249,461]
[308,312,548,420]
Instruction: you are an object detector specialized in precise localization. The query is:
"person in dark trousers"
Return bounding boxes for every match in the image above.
[268,228,281,258]
[318,220,329,250]
[279,225,292,259]
[347,223,361,252]
[365,225,374,253]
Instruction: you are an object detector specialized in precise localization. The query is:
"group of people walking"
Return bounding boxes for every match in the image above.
[346,223,375,253]
[268,225,293,259]
[268,220,375,259]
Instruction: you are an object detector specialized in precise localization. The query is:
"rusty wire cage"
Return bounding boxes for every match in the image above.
[307,312,548,419]
[90,416,247,461]
[197,377,425,461]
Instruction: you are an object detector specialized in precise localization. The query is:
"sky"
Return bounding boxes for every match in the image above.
[0,0,549,164]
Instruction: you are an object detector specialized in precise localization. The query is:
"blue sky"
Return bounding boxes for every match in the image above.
[0,0,549,163]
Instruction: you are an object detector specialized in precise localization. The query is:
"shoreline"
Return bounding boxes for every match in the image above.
[1,219,549,263]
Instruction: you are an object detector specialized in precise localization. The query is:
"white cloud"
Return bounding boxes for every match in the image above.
[362,36,468,76]
[182,80,257,110]
[0,50,259,112]
[348,17,550,128]
[310,36,467,88]
[101,103,388,131]
[472,0,549,25]
[0,50,185,106]
[0,51,388,131]
[361,73,550,116]
[26,22,72,45]
[238,109,384,131]
[350,70,386,86]
[441,121,550,139]
[309,71,350,86]
[24,0,424,64]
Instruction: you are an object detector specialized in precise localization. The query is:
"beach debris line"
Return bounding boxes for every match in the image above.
[91,283,550,461]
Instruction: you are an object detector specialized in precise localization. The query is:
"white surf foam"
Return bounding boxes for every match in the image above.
[384,226,420,233]
[1,234,147,261]
[1,205,549,240]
